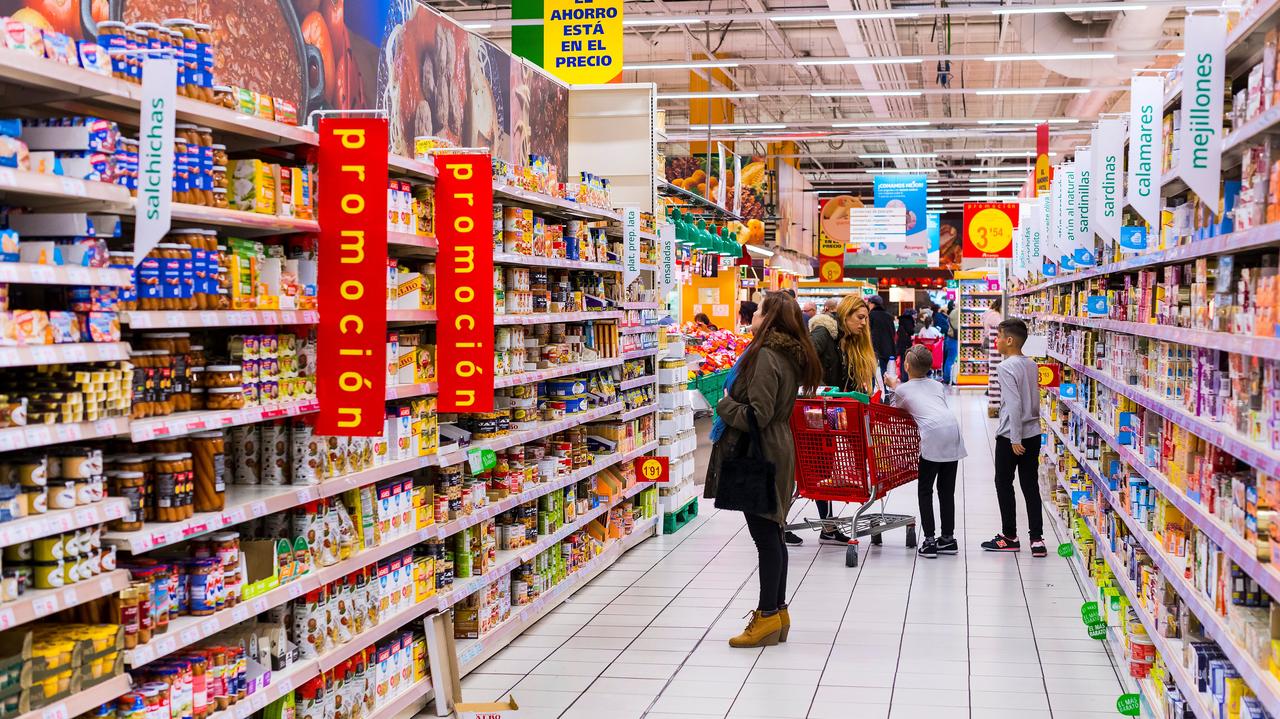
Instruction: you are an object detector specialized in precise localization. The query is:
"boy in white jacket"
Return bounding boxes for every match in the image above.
[886,345,967,558]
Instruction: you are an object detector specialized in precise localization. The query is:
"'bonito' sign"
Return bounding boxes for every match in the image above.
[317,118,388,436]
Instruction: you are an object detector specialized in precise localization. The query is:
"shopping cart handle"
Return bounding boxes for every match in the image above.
[814,388,871,403]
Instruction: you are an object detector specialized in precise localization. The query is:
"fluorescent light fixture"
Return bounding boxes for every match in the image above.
[834,120,930,128]
[659,92,760,100]
[975,151,1058,158]
[623,17,704,25]
[868,168,939,174]
[968,178,1027,183]
[745,245,775,257]
[773,10,920,21]
[976,87,1091,96]
[689,123,787,130]
[993,3,1146,14]
[462,22,492,29]
[971,165,1035,171]
[983,52,1115,62]
[798,57,923,66]
[629,61,740,70]
[813,90,923,98]
[861,153,937,159]
[977,118,1081,125]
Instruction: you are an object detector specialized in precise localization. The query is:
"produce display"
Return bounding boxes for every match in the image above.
[677,323,750,378]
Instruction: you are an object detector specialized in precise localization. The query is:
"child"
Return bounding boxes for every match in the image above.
[981,318,1046,556]
[886,345,967,558]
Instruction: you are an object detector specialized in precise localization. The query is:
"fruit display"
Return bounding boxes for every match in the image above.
[665,155,769,222]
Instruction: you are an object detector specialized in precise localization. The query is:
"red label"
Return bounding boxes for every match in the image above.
[962,202,1017,259]
[635,456,670,483]
[316,118,388,436]
[436,153,495,412]
[1037,363,1062,388]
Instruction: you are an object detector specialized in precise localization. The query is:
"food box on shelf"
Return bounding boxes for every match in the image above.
[0,625,123,716]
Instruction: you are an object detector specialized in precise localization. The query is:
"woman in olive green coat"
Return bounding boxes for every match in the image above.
[704,291,823,648]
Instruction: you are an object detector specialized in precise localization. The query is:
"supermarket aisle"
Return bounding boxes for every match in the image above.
[459,392,1123,718]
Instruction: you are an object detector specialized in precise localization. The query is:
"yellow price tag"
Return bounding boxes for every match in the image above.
[819,260,844,282]
[969,207,1014,255]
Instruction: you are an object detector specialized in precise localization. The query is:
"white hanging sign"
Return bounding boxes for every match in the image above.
[1127,75,1164,227]
[1093,118,1125,242]
[622,207,641,287]
[1029,197,1045,277]
[659,223,677,299]
[135,56,177,265]
[1061,162,1078,270]
[1180,12,1227,213]
[1074,150,1095,267]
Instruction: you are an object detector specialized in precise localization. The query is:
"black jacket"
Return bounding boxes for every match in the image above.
[869,306,896,362]
[895,314,915,356]
[808,313,847,389]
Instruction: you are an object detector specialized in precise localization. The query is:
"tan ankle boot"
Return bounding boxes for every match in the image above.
[778,605,790,642]
[729,610,783,648]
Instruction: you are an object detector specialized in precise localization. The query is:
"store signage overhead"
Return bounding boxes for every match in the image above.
[1092,118,1124,242]
[1127,75,1164,227]
[1180,12,1226,213]
[537,0,624,85]
[316,118,389,436]
[659,224,678,299]
[134,57,176,265]
[436,152,496,413]
[1071,152,1094,267]
[1034,124,1050,197]
[961,202,1016,259]
[623,207,641,287]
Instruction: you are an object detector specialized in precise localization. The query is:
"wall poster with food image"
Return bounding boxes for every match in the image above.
[665,150,768,244]
[510,57,569,173]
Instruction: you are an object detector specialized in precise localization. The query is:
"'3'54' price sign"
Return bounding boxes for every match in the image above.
[635,457,670,483]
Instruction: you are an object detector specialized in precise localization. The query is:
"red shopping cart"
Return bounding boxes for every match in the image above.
[788,395,922,567]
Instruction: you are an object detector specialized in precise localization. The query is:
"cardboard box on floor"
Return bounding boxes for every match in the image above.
[454,696,519,719]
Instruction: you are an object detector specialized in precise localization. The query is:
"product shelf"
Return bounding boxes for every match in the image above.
[495,357,623,389]
[617,404,657,422]
[168,203,318,234]
[0,167,131,211]
[619,375,657,391]
[638,262,659,273]
[120,310,320,329]
[0,418,130,453]
[1051,351,1280,476]
[0,263,132,287]
[0,499,129,549]
[129,399,320,442]
[429,479,655,615]
[428,441,658,542]
[493,185,620,222]
[493,311,624,326]
[492,253,620,272]
[1046,408,1280,717]
[434,402,625,467]
[621,301,662,310]
[4,570,130,631]
[0,342,130,369]
[388,232,438,252]
[456,514,658,674]
[1039,314,1280,361]
[386,309,438,324]
[620,347,661,360]
[619,324,661,335]
[8,674,133,719]
[387,154,438,181]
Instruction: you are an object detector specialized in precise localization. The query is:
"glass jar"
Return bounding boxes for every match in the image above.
[205,388,244,411]
[190,431,225,513]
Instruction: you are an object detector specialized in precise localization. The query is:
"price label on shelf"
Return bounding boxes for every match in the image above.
[31,346,56,365]
[155,636,177,656]
[42,702,68,719]
[28,265,55,284]
[295,488,316,504]
[226,507,247,525]
[232,606,248,623]
[287,583,303,599]
[64,345,89,363]
[61,588,79,607]
[59,178,86,197]
[180,627,200,645]
[166,313,186,328]
[201,618,219,636]
[23,426,52,447]
[0,169,15,187]
[0,608,14,631]
[250,502,267,518]
[32,595,58,616]
[99,576,116,594]
[105,502,125,519]
[251,597,268,614]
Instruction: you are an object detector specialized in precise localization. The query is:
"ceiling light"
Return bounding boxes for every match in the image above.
[798,57,924,66]
[834,120,930,128]
[971,165,1034,171]
[977,118,1081,125]
[623,17,704,26]
[813,90,923,98]
[628,61,740,70]
[968,177,1027,183]
[976,87,1091,96]
[772,10,921,21]
[869,168,939,174]
[982,52,1116,62]
[462,22,492,29]
[862,153,937,159]
[975,151,1057,158]
[659,92,760,100]
[993,3,1146,14]
[688,123,787,130]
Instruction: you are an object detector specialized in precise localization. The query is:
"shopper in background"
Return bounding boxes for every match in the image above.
[800,301,817,324]
[981,318,1046,557]
[915,312,942,340]
[694,313,718,331]
[799,295,844,547]
[944,300,960,384]
[982,297,1003,333]
[867,295,896,377]
[809,298,838,332]
[738,301,759,332]
[704,292,822,648]
[895,308,916,381]
[885,345,967,558]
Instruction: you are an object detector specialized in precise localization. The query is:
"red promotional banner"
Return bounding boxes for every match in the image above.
[1035,123,1050,197]
[1037,363,1062,388]
[316,118,388,436]
[436,153,495,412]
[962,202,1017,259]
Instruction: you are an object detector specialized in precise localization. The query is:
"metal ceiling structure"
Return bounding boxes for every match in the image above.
[422,0,1194,199]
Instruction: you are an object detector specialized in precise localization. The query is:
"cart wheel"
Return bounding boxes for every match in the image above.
[871,530,883,546]
[906,526,917,548]
[846,544,858,567]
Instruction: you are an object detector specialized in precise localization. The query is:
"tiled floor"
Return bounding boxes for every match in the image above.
[458,392,1123,718]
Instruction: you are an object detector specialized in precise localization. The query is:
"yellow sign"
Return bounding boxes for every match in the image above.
[543,0,623,85]
[819,259,844,282]
[1035,155,1050,196]
[818,233,844,259]
[968,207,1014,256]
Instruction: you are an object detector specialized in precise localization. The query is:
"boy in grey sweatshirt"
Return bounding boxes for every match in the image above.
[981,318,1046,557]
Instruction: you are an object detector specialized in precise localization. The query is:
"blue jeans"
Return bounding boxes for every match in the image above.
[943,337,958,383]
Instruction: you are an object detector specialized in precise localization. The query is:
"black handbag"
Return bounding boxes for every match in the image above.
[713,408,778,515]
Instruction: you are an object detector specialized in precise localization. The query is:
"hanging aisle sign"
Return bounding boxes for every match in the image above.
[1180,12,1227,212]
[1041,187,1056,277]
[659,224,677,299]
[134,56,177,265]
[316,118,389,436]
[962,202,1016,259]
[1073,149,1095,267]
[1060,163,1077,271]
[623,207,641,287]
[1035,123,1050,196]
[542,0,623,84]
[1093,119,1125,242]
[436,152,495,413]
[1127,75,1164,227]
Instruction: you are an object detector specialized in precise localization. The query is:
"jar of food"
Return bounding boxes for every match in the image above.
[190,431,225,513]
[153,453,191,522]
[32,561,63,590]
[206,387,245,411]
[211,188,228,209]
[46,482,75,511]
[210,144,228,167]
[190,388,206,410]
[107,471,145,531]
[205,365,242,388]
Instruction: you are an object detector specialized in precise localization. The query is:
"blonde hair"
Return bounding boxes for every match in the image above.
[836,294,877,393]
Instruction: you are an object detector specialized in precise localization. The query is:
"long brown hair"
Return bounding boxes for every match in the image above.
[837,294,877,393]
[735,291,823,392]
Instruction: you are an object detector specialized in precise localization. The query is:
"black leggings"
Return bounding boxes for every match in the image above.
[918,458,958,538]
[744,513,788,612]
[817,500,834,521]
